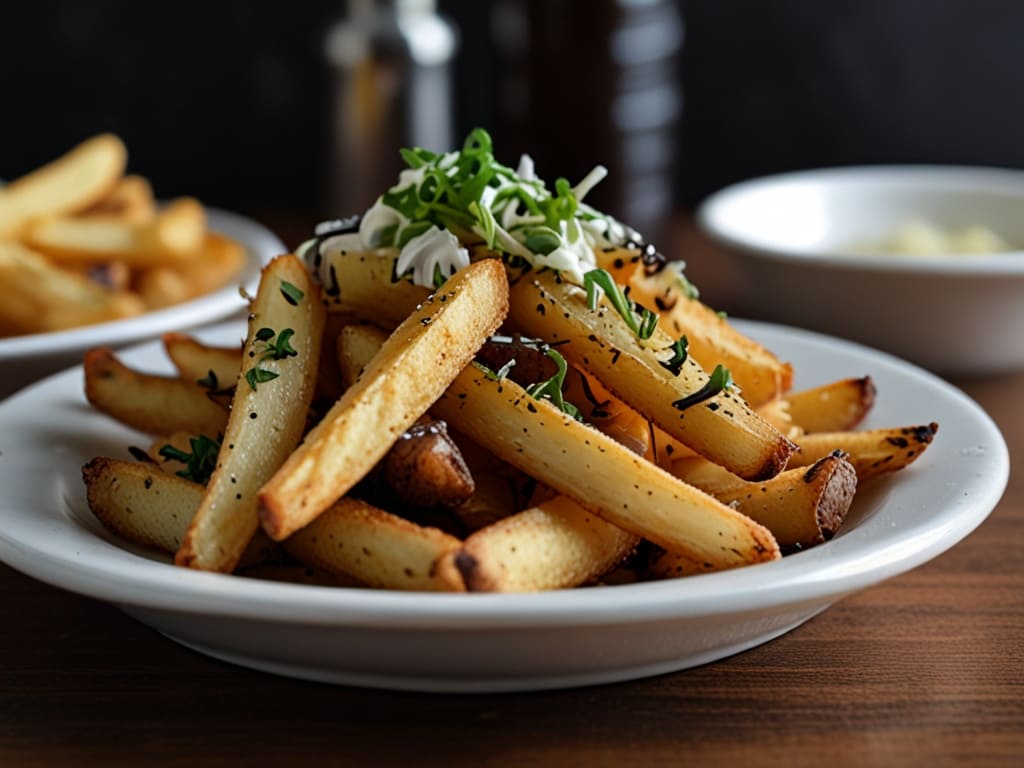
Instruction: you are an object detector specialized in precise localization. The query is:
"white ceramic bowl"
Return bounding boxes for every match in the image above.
[697,166,1024,375]
[0,208,285,400]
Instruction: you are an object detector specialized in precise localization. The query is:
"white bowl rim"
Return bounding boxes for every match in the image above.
[697,164,1024,276]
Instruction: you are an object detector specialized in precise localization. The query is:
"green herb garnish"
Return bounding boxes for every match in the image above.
[659,336,689,376]
[159,435,221,485]
[280,280,304,305]
[245,367,279,391]
[526,347,582,421]
[583,268,659,340]
[671,364,734,411]
[254,327,297,361]
[197,369,219,390]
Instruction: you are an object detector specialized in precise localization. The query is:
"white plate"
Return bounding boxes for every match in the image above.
[0,208,284,399]
[0,320,1008,692]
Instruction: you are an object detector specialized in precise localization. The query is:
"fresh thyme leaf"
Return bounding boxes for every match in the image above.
[159,435,221,485]
[280,280,304,305]
[671,364,734,411]
[659,336,689,376]
[583,268,659,340]
[245,366,279,391]
[255,327,275,342]
[197,369,219,390]
[263,328,297,360]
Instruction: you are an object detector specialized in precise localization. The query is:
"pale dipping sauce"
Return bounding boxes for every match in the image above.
[850,219,1013,257]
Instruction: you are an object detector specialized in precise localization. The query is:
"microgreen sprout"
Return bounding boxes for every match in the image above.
[583,268,659,340]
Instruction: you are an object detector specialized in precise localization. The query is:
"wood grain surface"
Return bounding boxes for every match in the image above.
[1,216,1020,767]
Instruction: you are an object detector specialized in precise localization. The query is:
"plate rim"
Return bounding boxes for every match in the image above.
[0,318,1009,630]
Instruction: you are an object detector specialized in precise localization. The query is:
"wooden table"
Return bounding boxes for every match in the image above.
[1,215,1021,767]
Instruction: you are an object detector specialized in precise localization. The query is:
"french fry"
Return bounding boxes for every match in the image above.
[784,376,877,433]
[508,270,795,480]
[83,348,229,436]
[23,197,207,267]
[596,248,793,406]
[337,322,390,388]
[432,363,781,569]
[259,259,509,541]
[0,242,145,334]
[162,333,243,389]
[176,255,325,572]
[312,247,428,326]
[669,451,857,549]
[0,133,127,238]
[82,457,280,568]
[790,424,939,482]
[450,494,639,592]
[283,497,465,591]
[135,267,191,309]
[81,174,156,223]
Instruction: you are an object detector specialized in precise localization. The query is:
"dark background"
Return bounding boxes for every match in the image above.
[2,0,1023,230]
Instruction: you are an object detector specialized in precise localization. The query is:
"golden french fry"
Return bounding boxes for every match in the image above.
[311,246,428,326]
[149,196,206,255]
[596,248,793,406]
[135,232,247,309]
[0,242,144,335]
[82,457,280,568]
[451,494,639,592]
[508,270,795,481]
[785,376,877,433]
[283,497,465,591]
[259,259,509,541]
[81,174,156,223]
[135,267,191,309]
[162,333,243,389]
[83,348,229,436]
[23,196,208,267]
[790,424,939,482]
[337,322,390,388]
[670,451,857,550]
[0,133,127,237]
[177,255,325,572]
[432,364,781,569]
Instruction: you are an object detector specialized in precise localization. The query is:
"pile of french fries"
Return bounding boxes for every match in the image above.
[80,233,939,592]
[0,134,246,337]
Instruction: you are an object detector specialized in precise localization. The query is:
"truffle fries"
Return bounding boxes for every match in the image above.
[508,271,795,481]
[259,258,510,540]
[177,254,325,572]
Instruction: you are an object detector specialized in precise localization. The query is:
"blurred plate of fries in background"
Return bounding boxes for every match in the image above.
[0,134,284,398]
[0,317,1006,692]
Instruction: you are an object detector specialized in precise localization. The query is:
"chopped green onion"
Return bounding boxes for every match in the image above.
[280,281,304,305]
[671,364,734,411]
[659,336,689,376]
